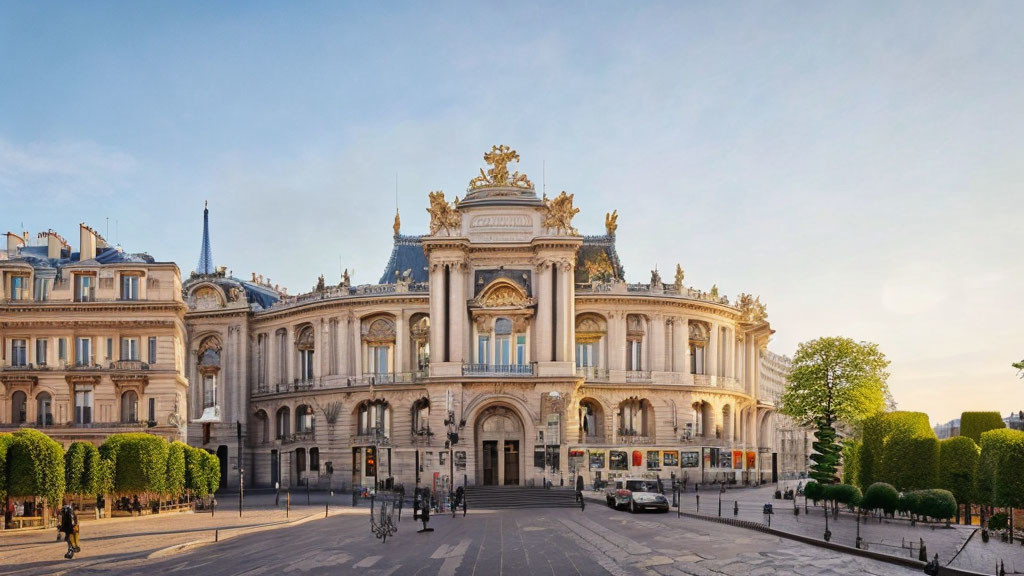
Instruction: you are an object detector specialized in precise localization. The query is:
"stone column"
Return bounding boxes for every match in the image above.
[352,318,362,378]
[285,326,295,386]
[672,319,685,374]
[726,327,735,379]
[648,315,664,372]
[313,319,323,380]
[566,264,576,366]
[448,263,464,364]
[535,261,552,362]
[429,263,446,369]
[707,323,719,378]
[554,263,567,362]
[337,316,349,376]
[395,312,406,374]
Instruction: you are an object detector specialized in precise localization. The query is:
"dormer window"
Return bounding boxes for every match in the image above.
[121,274,140,300]
[75,274,95,302]
[9,275,28,300]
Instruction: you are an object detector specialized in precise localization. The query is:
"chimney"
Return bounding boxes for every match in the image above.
[6,232,25,253]
[79,223,97,261]
[46,231,63,259]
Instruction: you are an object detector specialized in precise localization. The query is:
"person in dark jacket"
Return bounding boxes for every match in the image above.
[59,505,80,559]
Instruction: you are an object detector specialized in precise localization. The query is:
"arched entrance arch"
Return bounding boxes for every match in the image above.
[474,404,525,486]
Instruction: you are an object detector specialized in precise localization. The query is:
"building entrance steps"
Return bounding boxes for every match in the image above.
[463,485,579,509]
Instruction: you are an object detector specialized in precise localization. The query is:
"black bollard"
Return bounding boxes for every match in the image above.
[734,501,739,516]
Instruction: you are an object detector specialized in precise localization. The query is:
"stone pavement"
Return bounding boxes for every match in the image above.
[0,495,921,575]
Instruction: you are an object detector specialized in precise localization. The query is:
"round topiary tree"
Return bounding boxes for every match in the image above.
[804,480,824,503]
[915,489,957,525]
[7,428,65,514]
[830,483,863,509]
[861,482,899,517]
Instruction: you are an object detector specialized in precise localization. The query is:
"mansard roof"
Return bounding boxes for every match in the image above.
[379,234,430,284]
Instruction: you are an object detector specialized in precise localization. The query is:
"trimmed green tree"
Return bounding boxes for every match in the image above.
[960,412,1005,444]
[860,411,934,490]
[938,436,979,523]
[0,433,13,503]
[915,489,957,524]
[861,482,899,517]
[64,441,101,501]
[7,428,65,511]
[880,435,939,492]
[100,433,169,496]
[810,420,841,484]
[841,440,862,486]
[780,337,890,485]
[980,429,1024,541]
[185,446,210,498]
[165,442,187,500]
[203,450,221,496]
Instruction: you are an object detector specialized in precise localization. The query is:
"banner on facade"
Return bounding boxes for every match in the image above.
[610,450,628,470]
[732,450,743,469]
[663,450,679,467]
[590,450,606,470]
[681,451,699,468]
[646,450,660,470]
[746,451,757,470]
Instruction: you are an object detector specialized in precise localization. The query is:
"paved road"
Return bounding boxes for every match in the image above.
[7,503,924,576]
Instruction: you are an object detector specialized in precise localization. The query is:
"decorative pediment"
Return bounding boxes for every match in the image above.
[575,313,607,344]
[472,279,533,309]
[626,314,646,340]
[295,326,315,350]
[689,321,709,342]
[362,316,396,344]
[112,374,148,395]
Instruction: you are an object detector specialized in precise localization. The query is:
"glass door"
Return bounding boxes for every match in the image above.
[503,441,519,485]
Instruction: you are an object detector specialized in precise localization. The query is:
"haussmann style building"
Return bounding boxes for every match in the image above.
[181,146,796,493]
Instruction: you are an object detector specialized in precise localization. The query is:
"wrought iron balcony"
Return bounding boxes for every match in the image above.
[111,360,149,371]
[462,363,537,377]
[352,371,425,386]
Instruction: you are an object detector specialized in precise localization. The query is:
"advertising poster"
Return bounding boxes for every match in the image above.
[646,450,660,470]
[632,450,643,467]
[590,450,606,470]
[746,451,757,470]
[663,450,679,467]
[454,451,466,471]
[610,450,628,470]
[681,451,699,468]
[732,450,743,469]
[718,450,731,469]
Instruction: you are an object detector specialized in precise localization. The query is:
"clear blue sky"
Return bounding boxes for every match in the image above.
[2,1,1022,423]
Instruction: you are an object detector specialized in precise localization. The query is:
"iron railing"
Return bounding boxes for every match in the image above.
[462,363,537,377]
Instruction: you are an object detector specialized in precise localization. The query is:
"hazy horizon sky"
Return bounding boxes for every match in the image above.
[2,1,1022,424]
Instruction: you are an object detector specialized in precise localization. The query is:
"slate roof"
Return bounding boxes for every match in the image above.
[6,245,158,271]
[379,235,430,284]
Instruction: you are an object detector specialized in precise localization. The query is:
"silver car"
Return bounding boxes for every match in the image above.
[605,478,669,513]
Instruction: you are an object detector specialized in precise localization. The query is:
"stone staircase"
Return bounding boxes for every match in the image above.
[463,485,580,510]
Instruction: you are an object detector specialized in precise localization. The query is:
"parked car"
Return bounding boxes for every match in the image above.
[605,478,669,513]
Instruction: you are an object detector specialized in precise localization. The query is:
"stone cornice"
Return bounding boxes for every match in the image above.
[252,293,430,323]
[575,293,747,323]
[0,301,187,315]
[0,319,181,329]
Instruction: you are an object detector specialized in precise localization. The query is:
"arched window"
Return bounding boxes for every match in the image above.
[473,315,528,372]
[361,316,396,378]
[35,392,52,426]
[296,326,314,383]
[411,398,430,435]
[252,410,270,445]
[296,404,314,434]
[121,390,139,423]
[295,447,307,477]
[276,406,291,439]
[409,314,430,372]
[578,398,605,441]
[357,400,390,437]
[11,391,27,425]
[198,337,221,408]
[617,397,654,438]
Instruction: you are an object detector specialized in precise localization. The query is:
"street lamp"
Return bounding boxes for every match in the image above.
[545,391,563,489]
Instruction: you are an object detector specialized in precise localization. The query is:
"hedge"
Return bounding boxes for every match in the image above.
[64,441,101,497]
[6,428,65,505]
[0,433,13,502]
[860,411,934,489]
[960,412,1005,444]
[861,482,899,515]
[880,435,939,492]
[165,441,187,498]
[841,440,861,487]
[938,436,979,508]
[804,481,824,502]
[823,483,862,507]
[899,489,957,521]
[203,450,221,495]
[100,433,169,496]
[978,429,1024,509]
[185,446,214,497]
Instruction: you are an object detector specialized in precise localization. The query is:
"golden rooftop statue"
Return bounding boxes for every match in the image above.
[736,293,767,322]
[426,190,462,235]
[468,144,533,189]
[605,210,618,236]
[543,190,580,235]
[393,208,401,236]
[674,264,684,288]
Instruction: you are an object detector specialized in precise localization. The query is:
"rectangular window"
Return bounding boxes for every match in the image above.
[121,275,139,300]
[148,337,157,364]
[627,340,642,371]
[75,337,92,366]
[369,346,389,375]
[516,335,526,365]
[148,397,155,424]
[121,338,139,361]
[477,336,490,365]
[75,387,94,425]
[33,277,49,301]
[496,336,511,365]
[11,339,27,366]
[35,339,47,366]
[9,276,27,300]
[75,275,94,302]
[106,338,113,360]
[58,338,67,362]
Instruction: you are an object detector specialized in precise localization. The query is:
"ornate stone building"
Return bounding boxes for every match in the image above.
[184,146,792,492]
[0,224,188,446]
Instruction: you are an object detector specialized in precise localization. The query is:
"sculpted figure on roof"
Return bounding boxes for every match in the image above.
[543,190,580,235]
[468,145,533,189]
[737,293,767,322]
[605,210,618,236]
[426,190,462,235]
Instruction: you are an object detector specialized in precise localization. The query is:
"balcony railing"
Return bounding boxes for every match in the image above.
[353,371,425,386]
[576,366,609,381]
[462,363,537,377]
[111,360,149,371]
[350,432,391,446]
[616,431,655,445]
[624,370,652,383]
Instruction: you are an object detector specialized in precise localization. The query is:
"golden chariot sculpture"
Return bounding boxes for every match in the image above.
[426,190,462,235]
[468,144,533,190]
[543,190,580,235]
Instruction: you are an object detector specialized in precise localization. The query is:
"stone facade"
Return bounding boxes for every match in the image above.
[0,225,188,446]
[183,148,796,493]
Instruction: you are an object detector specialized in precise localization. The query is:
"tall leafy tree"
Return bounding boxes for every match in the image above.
[781,337,890,483]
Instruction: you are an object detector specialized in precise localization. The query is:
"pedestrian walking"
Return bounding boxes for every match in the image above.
[58,505,80,559]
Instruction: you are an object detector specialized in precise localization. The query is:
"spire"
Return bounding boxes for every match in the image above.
[196,201,215,275]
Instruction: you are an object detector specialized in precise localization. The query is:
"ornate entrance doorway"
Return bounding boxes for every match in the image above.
[475,405,524,486]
